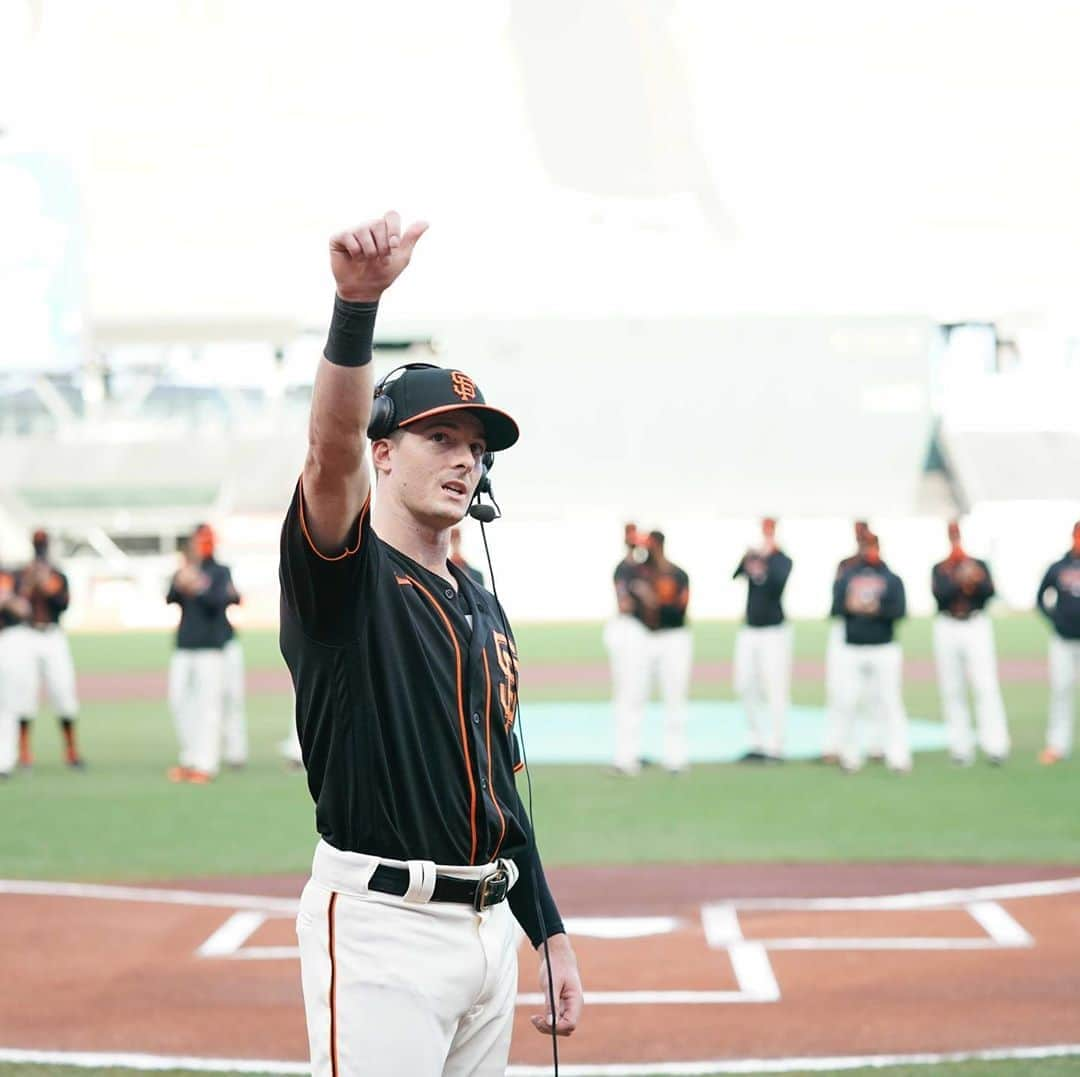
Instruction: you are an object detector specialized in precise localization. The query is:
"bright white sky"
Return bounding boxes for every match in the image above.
[4,0,1080,327]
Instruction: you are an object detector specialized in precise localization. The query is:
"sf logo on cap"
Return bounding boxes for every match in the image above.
[450,371,477,402]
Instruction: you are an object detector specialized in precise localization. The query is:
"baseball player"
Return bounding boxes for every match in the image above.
[1036,521,1080,764]
[820,520,869,763]
[448,526,484,586]
[14,530,84,769]
[281,211,582,1076]
[607,527,692,774]
[733,517,793,762]
[0,569,31,779]
[165,525,234,784]
[221,575,247,769]
[833,533,911,773]
[931,521,1010,765]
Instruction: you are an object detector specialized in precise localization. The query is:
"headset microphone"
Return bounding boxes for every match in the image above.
[468,503,497,523]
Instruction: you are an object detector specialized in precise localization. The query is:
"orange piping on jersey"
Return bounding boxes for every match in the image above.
[395,576,412,586]
[482,651,508,860]
[328,891,339,1077]
[513,761,525,774]
[297,475,368,562]
[404,574,478,865]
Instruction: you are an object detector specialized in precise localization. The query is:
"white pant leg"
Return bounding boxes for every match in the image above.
[0,631,19,774]
[39,626,79,716]
[836,645,866,771]
[871,643,911,771]
[734,627,766,753]
[168,651,195,768]
[821,622,846,755]
[654,627,693,771]
[934,616,973,762]
[7,626,38,718]
[1047,636,1080,756]
[606,616,650,772]
[188,649,226,776]
[966,616,1010,759]
[760,624,792,758]
[221,639,247,765]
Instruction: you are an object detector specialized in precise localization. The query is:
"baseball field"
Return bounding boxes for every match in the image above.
[2,612,1078,1076]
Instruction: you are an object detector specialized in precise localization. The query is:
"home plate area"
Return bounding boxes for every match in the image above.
[2,864,1079,1071]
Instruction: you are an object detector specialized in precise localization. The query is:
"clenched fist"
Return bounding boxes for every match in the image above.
[330,211,429,302]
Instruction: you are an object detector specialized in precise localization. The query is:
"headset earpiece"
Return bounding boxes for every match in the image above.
[366,362,440,441]
[477,451,495,495]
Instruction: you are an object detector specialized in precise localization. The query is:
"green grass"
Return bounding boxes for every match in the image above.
[3,613,1077,881]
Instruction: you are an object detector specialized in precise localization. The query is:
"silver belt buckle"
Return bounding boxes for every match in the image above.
[473,867,509,911]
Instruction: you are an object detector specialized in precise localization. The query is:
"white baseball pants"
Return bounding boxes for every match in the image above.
[1047,636,1080,756]
[297,841,520,1077]
[221,639,247,766]
[167,648,225,776]
[835,642,912,772]
[932,614,1010,762]
[20,625,79,718]
[733,623,792,757]
[0,628,23,774]
[605,617,693,772]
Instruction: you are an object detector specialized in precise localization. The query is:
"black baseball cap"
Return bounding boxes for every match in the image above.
[388,367,520,451]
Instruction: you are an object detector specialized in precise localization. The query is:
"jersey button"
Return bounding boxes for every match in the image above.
[472,712,481,725]
[445,587,456,600]
[480,777,488,790]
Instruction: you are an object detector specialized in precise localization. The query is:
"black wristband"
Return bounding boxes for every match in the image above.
[324,295,379,367]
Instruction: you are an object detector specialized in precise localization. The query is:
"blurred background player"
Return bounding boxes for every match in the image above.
[221,575,246,769]
[931,520,1009,766]
[1035,521,1080,765]
[833,533,911,773]
[165,524,234,783]
[605,523,649,774]
[820,520,870,763]
[448,526,484,586]
[733,517,793,762]
[0,568,32,779]
[15,530,84,769]
[606,526,692,774]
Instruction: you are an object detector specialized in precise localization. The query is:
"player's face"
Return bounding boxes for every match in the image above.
[386,414,487,529]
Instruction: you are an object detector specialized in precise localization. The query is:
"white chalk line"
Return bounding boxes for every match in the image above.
[3,873,1079,914]
[4,1043,1080,1074]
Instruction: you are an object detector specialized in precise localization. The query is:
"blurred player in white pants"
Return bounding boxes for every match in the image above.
[833,534,911,773]
[931,521,1009,765]
[1036,521,1080,764]
[166,525,234,783]
[733,518,793,761]
[221,578,247,768]
[15,531,84,768]
[820,521,869,763]
[606,526,692,774]
[0,571,32,778]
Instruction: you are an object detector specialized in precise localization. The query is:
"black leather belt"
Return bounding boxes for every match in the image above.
[367,864,510,911]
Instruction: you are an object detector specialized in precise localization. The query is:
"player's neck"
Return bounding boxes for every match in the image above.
[372,500,453,582]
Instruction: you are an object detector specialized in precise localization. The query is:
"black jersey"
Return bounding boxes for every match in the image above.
[734,551,792,628]
[166,558,234,649]
[931,557,995,619]
[16,562,70,627]
[0,568,24,629]
[1037,552,1080,640]
[614,558,689,631]
[834,561,906,645]
[279,480,562,947]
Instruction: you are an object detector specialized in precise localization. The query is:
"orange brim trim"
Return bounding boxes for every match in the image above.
[297,476,369,562]
[396,404,519,450]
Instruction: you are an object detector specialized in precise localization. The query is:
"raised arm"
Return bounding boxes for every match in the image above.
[303,212,428,552]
